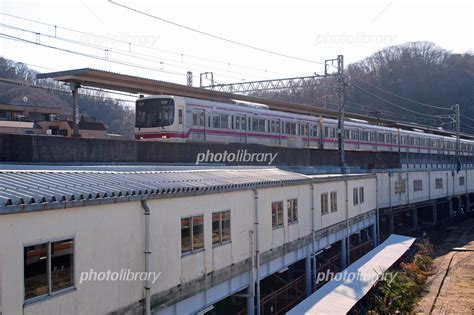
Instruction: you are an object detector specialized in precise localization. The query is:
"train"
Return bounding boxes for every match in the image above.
[134,95,474,156]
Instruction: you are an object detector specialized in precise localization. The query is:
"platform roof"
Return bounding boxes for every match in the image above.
[287,234,416,315]
[36,68,336,117]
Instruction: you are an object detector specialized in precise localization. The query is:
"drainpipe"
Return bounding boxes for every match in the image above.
[141,200,152,315]
[248,229,255,315]
[253,189,261,315]
[310,183,316,291]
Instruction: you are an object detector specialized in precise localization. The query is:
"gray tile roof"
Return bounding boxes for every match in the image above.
[0,168,311,214]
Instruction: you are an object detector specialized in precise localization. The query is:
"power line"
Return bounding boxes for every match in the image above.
[0,22,260,82]
[108,0,327,66]
[351,83,452,119]
[0,11,292,77]
[0,32,193,78]
[359,81,453,111]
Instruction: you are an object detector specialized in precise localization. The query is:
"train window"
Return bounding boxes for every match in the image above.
[222,115,229,129]
[135,98,175,128]
[370,132,376,142]
[351,129,359,140]
[236,117,240,130]
[212,115,221,128]
[361,131,369,141]
[302,124,309,136]
[178,109,183,124]
[344,129,350,138]
[377,133,386,143]
[192,112,198,126]
[324,126,329,138]
[285,122,297,135]
[231,116,234,129]
[260,119,266,132]
[331,127,337,138]
[241,117,246,130]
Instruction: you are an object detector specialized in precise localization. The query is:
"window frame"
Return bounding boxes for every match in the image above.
[353,187,359,206]
[271,201,284,229]
[181,215,205,255]
[287,198,298,224]
[23,236,75,305]
[413,179,423,192]
[330,191,338,213]
[459,176,465,186]
[212,210,231,247]
[435,178,443,190]
[359,187,365,204]
[321,193,329,215]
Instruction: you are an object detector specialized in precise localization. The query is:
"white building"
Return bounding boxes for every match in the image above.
[0,168,377,315]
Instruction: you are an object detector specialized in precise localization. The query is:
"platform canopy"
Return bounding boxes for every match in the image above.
[36,68,337,117]
[287,234,416,315]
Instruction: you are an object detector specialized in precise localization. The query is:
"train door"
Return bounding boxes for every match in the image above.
[191,108,205,141]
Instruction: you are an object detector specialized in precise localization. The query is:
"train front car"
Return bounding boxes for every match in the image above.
[135,96,185,141]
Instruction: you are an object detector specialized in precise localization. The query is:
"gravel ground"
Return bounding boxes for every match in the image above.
[415,218,474,314]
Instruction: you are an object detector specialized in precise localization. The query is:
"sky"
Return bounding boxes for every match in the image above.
[0,0,473,87]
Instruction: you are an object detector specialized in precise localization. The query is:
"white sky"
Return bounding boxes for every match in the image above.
[0,0,473,87]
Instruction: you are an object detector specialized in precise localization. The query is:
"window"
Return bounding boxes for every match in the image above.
[321,193,329,215]
[353,188,359,205]
[212,211,231,245]
[395,178,406,194]
[459,176,465,186]
[413,179,423,192]
[178,109,183,124]
[435,178,443,189]
[330,191,337,212]
[359,187,364,204]
[24,239,74,302]
[272,201,284,228]
[181,215,204,254]
[287,199,298,224]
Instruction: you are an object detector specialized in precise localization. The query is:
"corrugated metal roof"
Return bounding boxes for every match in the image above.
[0,168,311,214]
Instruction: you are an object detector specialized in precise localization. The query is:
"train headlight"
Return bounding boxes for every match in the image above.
[162,135,168,139]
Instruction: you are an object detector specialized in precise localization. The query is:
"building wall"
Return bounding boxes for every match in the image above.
[0,176,377,315]
[376,168,474,209]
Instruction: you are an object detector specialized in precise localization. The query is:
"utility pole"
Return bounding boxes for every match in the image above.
[452,104,461,172]
[326,55,347,172]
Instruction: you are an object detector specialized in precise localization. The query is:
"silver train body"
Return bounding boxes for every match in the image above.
[134,95,474,156]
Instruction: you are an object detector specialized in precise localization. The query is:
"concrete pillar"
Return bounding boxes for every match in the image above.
[340,238,347,269]
[388,213,395,235]
[305,255,312,297]
[246,286,254,315]
[433,203,438,224]
[412,208,418,230]
[448,198,454,218]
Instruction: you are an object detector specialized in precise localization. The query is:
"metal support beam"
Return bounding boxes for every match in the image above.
[412,208,418,230]
[69,81,81,137]
[433,203,438,223]
[448,198,454,218]
[340,238,347,269]
[201,75,324,93]
[305,255,312,297]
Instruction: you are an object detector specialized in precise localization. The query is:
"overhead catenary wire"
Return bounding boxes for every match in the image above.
[0,11,292,77]
[108,0,327,66]
[351,83,453,119]
[0,22,263,82]
[358,81,453,111]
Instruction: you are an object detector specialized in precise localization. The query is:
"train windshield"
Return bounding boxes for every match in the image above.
[135,98,175,128]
